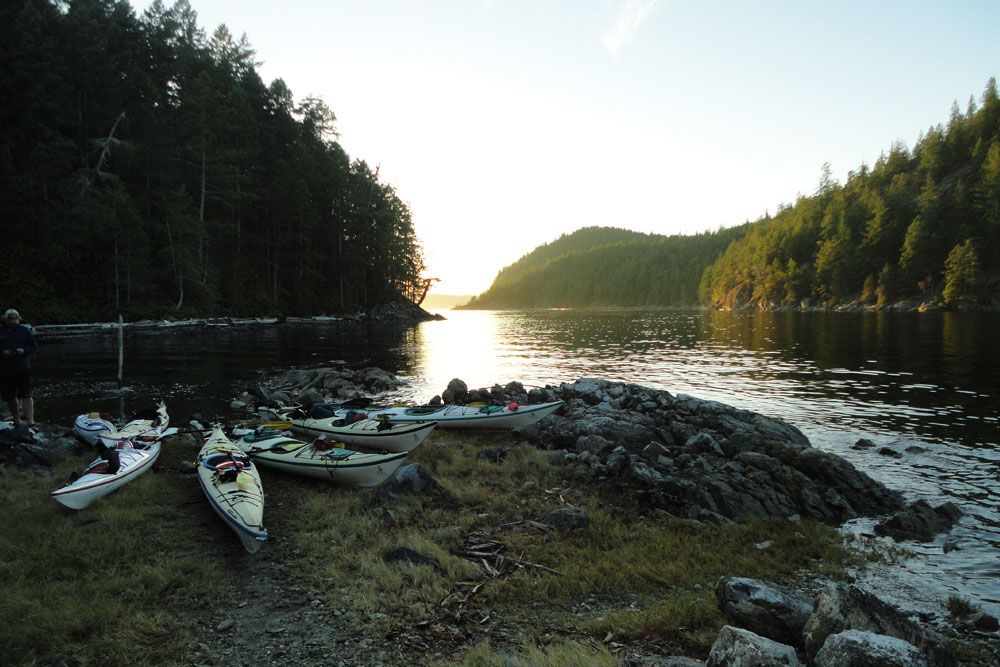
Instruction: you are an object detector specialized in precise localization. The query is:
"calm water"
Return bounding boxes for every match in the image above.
[31,309,1000,615]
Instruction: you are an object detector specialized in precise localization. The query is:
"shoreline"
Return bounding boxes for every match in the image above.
[32,303,444,342]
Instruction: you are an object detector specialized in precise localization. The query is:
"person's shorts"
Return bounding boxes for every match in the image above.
[0,369,32,401]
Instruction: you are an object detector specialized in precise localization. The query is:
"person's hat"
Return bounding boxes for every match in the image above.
[3,309,20,321]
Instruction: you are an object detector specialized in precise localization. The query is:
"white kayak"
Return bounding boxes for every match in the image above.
[284,415,436,452]
[51,435,168,510]
[344,400,565,429]
[241,432,409,487]
[73,413,116,446]
[196,427,267,553]
[74,402,170,447]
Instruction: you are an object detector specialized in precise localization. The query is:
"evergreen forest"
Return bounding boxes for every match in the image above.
[1,0,425,324]
[464,78,1000,311]
[460,226,750,308]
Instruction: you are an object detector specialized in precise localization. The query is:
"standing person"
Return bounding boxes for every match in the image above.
[0,309,37,429]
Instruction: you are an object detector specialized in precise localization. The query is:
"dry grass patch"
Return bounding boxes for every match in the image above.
[0,437,230,666]
[267,429,852,659]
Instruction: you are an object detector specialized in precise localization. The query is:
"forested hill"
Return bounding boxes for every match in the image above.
[487,227,653,290]
[1,0,424,324]
[464,78,1000,311]
[701,78,1000,310]
[459,226,750,308]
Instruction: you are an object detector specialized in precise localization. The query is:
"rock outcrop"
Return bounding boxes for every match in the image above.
[715,576,814,646]
[705,626,801,666]
[801,583,955,665]
[874,500,964,542]
[514,379,904,526]
[814,629,932,667]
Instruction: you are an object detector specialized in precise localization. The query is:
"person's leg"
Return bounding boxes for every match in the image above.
[19,371,34,427]
[0,374,15,424]
[23,397,34,427]
[5,398,20,426]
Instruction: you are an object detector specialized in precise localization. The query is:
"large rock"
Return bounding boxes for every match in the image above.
[715,577,814,646]
[538,507,589,532]
[376,464,444,501]
[359,367,398,392]
[442,378,469,404]
[789,448,905,518]
[814,630,931,667]
[874,500,964,542]
[705,626,801,666]
[802,584,954,665]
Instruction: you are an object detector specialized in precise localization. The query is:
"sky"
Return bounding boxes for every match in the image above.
[130,0,1000,296]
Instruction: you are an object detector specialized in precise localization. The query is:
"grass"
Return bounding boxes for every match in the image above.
[272,431,855,660]
[945,595,979,617]
[444,638,617,666]
[1,428,863,665]
[0,437,230,665]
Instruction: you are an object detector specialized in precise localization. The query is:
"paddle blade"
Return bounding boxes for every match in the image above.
[261,421,293,431]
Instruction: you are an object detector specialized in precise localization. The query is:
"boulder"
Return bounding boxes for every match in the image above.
[685,432,726,458]
[503,381,527,402]
[814,630,931,667]
[538,507,589,532]
[376,464,444,501]
[641,441,671,461]
[705,626,801,666]
[442,378,469,404]
[801,584,954,665]
[715,577,814,646]
[874,500,964,542]
[297,388,326,407]
[963,612,999,632]
[578,434,612,455]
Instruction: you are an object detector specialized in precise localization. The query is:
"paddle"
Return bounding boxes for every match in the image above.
[260,420,293,431]
[99,426,181,446]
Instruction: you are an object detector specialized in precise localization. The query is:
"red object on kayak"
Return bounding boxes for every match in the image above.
[508,402,519,411]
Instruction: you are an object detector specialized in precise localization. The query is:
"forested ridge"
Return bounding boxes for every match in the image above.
[459,226,750,308]
[1,0,425,324]
[464,78,1000,311]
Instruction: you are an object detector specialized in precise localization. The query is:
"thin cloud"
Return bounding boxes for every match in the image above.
[604,0,660,56]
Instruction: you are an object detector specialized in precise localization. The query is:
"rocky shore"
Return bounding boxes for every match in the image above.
[227,368,999,664]
[5,367,998,664]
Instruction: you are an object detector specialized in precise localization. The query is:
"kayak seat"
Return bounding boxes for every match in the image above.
[203,454,252,471]
[403,406,444,416]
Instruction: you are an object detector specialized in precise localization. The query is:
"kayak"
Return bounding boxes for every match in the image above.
[51,437,165,510]
[195,427,267,553]
[342,400,565,429]
[73,413,116,446]
[241,431,409,487]
[285,416,436,452]
[74,402,170,447]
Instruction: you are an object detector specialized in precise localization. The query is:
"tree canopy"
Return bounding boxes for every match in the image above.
[701,78,1000,309]
[459,225,750,308]
[1,0,425,323]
